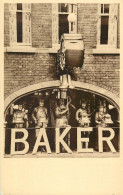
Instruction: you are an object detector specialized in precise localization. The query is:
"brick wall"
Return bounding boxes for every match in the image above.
[4,53,57,98]
[31,3,52,48]
[4,3,120,100]
[75,53,120,96]
[78,4,97,49]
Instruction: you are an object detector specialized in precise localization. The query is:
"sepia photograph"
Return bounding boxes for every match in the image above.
[1,1,123,195]
[4,3,120,158]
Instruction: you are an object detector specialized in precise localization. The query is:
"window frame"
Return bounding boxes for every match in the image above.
[96,3,118,49]
[52,3,77,47]
[100,4,109,45]
[58,3,77,37]
[9,3,31,46]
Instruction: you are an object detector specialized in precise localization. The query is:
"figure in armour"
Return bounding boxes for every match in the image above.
[95,105,106,127]
[12,104,28,151]
[76,99,91,148]
[55,98,70,128]
[55,98,70,152]
[12,104,28,128]
[76,99,90,127]
[32,99,48,138]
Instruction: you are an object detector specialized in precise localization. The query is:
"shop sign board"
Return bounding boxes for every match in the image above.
[10,127,117,155]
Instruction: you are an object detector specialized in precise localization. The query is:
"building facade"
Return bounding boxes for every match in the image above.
[4,3,120,156]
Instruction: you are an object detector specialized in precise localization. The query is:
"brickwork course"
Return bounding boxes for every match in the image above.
[4,3,120,100]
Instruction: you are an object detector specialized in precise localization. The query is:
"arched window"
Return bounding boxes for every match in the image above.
[4,88,119,154]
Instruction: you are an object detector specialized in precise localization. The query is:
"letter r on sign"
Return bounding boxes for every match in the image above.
[98,127,116,153]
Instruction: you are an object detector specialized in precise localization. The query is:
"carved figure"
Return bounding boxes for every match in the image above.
[12,105,28,128]
[32,99,48,137]
[76,101,90,127]
[95,105,106,127]
[55,98,70,128]
[55,98,71,152]
[12,104,28,151]
[76,100,91,149]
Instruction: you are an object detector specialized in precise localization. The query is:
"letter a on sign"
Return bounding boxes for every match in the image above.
[11,128,29,155]
[32,128,51,154]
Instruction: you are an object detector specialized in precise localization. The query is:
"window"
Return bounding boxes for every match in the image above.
[52,3,77,46]
[58,4,69,40]
[9,3,31,46]
[97,4,118,48]
[100,4,109,44]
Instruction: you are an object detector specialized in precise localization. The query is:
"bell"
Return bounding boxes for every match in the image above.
[104,113,113,124]
[68,75,74,89]
[59,74,69,89]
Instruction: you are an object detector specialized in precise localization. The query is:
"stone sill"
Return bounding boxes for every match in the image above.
[4,47,50,53]
[93,48,120,54]
[5,47,120,55]
[49,45,60,53]
[49,47,59,53]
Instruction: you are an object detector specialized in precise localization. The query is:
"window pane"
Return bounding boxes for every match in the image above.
[17,12,22,42]
[59,3,68,12]
[100,16,109,44]
[17,3,22,10]
[101,4,103,13]
[59,14,69,39]
[104,4,109,13]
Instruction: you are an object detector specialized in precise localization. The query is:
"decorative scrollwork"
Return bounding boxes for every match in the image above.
[57,36,74,77]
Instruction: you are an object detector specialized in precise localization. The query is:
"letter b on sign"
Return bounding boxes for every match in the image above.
[11,128,29,155]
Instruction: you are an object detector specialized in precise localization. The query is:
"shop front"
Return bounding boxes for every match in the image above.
[4,81,120,156]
